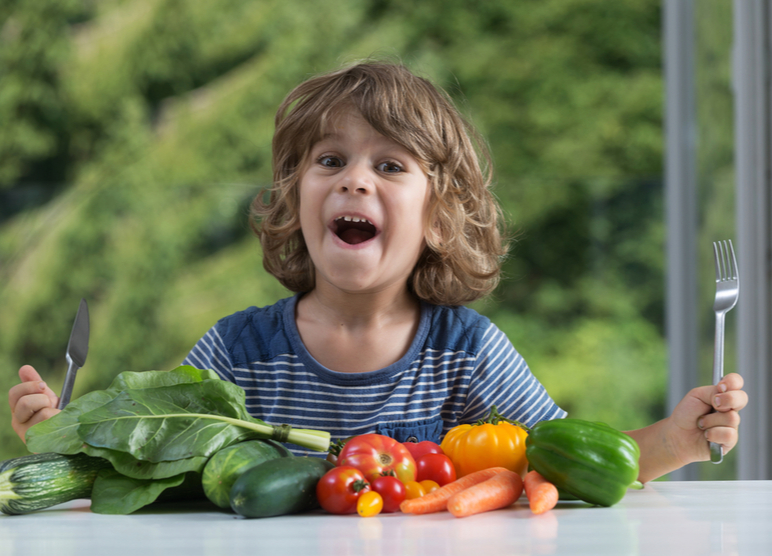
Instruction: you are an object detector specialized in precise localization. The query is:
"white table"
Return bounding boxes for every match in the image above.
[2,481,771,556]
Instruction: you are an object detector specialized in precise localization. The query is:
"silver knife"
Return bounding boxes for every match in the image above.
[58,298,90,409]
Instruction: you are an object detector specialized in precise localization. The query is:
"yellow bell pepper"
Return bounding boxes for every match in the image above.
[440,406,529,477]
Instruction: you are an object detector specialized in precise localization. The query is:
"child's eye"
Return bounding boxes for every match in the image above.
[318,155,344,168]
[377,161,403,173]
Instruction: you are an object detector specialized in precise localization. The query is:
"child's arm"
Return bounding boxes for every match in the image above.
[624,372,747,483]
[9,365,61,443]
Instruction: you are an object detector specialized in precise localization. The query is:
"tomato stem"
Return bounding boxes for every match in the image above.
[327,438,348,457]
[353,479,370,493]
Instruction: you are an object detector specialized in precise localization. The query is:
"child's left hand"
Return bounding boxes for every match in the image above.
[667,372,748,465]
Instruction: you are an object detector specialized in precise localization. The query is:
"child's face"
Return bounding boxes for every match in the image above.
[298,109,431,296]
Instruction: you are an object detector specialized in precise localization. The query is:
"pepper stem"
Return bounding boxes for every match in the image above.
[478,405,532,432]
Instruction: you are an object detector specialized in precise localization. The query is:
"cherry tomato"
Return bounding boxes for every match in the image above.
[369,475,406,513]
[337,434,417,483]
[415,452,457,486]
[402,440,444,461]
[419,479,440,493]
[316,466,370,514]
[403,481,426,500]
[357,491,383,517]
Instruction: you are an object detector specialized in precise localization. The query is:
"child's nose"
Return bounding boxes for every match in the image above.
[339,162,374,194]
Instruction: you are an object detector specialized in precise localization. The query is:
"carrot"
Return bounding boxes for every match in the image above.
[523,470,559,515]
[399,467,509,515]
[446,469,523,518]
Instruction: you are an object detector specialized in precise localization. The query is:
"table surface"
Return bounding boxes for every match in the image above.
[2,480,771,556]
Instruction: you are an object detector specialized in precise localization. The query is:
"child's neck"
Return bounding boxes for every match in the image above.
[303,283,418,325]
[295,285,422,373]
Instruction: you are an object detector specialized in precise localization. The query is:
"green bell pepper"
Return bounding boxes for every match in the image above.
[521,418,642,507]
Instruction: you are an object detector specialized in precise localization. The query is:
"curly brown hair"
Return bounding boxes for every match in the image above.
[251,61,509,306]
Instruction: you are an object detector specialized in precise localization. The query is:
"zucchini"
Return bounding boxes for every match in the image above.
[202,439,292,509]
[230,456,333,518]
[0,452,111,515]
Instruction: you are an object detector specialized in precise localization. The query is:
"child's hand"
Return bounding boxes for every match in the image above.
[668,372,747,464]
[9,365,61,444]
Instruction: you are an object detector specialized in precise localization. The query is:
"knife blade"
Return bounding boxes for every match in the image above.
[58,298,89,410]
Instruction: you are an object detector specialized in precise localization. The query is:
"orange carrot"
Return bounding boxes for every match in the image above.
[446,469,523,518]
[523,470,559,515]
[399,467,509,515]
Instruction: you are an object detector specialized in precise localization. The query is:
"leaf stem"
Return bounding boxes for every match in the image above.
[100,413,331,452]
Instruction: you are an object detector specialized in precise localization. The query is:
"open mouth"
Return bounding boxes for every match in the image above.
[333,216,378,245]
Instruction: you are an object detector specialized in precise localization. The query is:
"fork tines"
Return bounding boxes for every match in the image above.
[713,239,738,282]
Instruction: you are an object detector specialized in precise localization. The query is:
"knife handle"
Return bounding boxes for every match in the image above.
[58,355,79,410]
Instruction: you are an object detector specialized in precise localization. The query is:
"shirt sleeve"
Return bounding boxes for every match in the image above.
[181,325,236,383]
[462,322,567,427]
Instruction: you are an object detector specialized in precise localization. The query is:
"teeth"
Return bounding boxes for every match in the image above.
[337,216,370,224]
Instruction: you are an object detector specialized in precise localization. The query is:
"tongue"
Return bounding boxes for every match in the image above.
[339,228,373,245]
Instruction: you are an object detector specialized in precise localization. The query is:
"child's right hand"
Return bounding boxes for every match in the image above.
[9,365,61,444]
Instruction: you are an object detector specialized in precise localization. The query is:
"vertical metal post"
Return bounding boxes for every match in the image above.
[664,0,699,481]
[733,0,772,480]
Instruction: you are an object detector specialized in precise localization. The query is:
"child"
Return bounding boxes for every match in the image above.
[9,62,747,483]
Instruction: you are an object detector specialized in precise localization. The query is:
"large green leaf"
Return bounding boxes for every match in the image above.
[77,381,267,463]
[105,366,221,391]
[90,468,186,515]
[80,443,209,480]
[26,366,220,455]
[26,390,118,454]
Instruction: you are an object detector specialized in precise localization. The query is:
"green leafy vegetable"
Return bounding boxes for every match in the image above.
[26,390,117,455]
[26,367,224,455]
[90,468,186,515]
[24,365,331,513]
[79,444,208,481]
[28,366,331,461]
[77,383,258,460]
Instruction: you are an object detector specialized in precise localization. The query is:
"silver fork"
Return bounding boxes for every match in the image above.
[710,239,739,464]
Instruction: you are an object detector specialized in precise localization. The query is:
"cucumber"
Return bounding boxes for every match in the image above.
[203,439,292,509]
[0,452,111,515]
[230,456,333,518]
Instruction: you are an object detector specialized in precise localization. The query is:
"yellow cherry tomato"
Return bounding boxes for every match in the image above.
[357,491,383,517]
[419,480,440,493]
[440,407,529,477]
[403,481,426,500]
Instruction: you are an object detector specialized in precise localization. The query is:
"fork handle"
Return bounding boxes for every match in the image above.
[710,311,726,464]
[713,311,726,386]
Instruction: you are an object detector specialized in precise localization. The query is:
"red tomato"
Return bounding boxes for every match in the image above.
[415,453,457,486]
[369,475,406,513]
[402,440,444,461]
[316,466,370,514]
[337,434,417,483]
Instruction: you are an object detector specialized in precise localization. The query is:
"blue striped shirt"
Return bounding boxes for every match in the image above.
[182,294,566,455]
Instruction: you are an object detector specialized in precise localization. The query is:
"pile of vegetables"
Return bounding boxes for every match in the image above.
[1,384,643,519]
[1,365,330,516]
[315,408,643,518]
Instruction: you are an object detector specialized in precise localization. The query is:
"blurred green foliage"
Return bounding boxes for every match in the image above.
[0,0,667,461]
